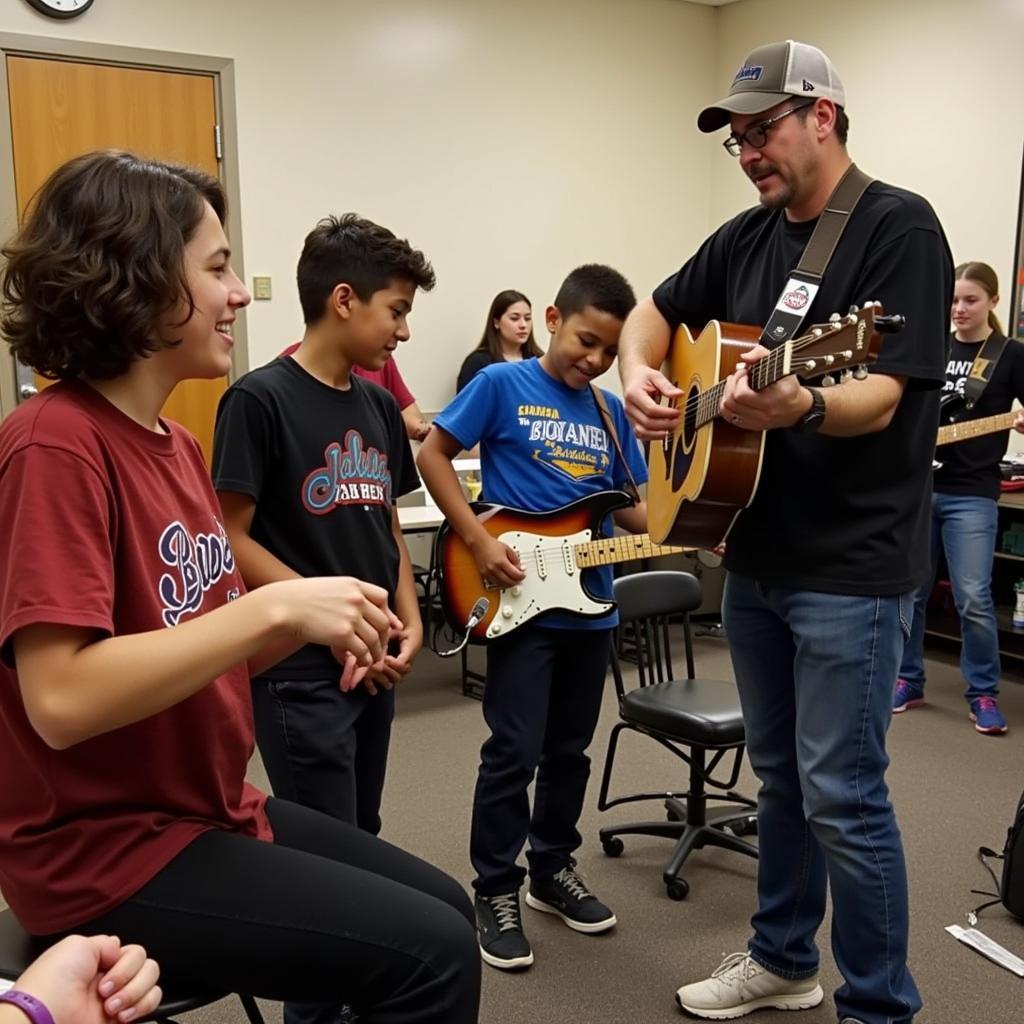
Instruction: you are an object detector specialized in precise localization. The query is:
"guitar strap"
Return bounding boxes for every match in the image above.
[963,332,1010,409]
[759,163,875,348]
[591,385,642,504]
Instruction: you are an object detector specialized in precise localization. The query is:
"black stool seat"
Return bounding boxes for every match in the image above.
[0,909,264,1023]
[621,677,746,745]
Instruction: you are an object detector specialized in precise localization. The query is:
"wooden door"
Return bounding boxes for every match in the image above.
[6,55,226,463]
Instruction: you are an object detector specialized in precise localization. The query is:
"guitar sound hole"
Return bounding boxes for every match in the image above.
[670,385,700,491]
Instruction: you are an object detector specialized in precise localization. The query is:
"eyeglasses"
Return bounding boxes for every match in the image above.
[722,102,814,157]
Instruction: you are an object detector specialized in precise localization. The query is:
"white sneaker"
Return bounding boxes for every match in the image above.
[676,952,823,1019]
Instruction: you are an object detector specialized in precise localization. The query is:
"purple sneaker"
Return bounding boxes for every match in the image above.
[892,678,925,713]
[969,696,1008,735]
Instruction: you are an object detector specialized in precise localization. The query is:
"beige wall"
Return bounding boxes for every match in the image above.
[715,0,1024,333]
[1,0,1022,413]
[0,0,718,412]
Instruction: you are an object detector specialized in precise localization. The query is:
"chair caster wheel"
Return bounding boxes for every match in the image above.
[666,879,689,901]
[730,816,758,837]
[601,837,625,858]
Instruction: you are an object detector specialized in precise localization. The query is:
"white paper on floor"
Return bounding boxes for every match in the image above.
[946,924,1024,977]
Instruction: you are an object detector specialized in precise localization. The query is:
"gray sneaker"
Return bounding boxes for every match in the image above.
[676,952,823,1019]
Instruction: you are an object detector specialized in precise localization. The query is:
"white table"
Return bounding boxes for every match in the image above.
[398,505,445,534]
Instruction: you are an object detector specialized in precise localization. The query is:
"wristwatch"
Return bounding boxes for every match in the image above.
[0,991,55,1024]
[794,386,826,434]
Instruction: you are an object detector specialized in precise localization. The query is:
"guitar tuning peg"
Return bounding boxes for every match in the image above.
[821,374,837,387]
[840,369,853,384]
[828,312,841,322]
[853,365,868,380]
[847,305,859,314]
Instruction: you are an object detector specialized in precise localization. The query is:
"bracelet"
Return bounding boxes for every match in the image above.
[0,991,56,1024]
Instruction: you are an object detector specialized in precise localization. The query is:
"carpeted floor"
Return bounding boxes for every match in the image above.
[7,632,1024,1022]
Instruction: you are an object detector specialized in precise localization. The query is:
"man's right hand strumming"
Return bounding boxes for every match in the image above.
[622,364,683,441]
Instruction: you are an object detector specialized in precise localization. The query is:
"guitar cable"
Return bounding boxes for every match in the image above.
[436,597,491,658]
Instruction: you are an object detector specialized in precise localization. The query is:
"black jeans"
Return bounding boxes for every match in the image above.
[81,798,480,1024]
[251,675,394,835]
[251,676,397,1024]
[470,624,612,894]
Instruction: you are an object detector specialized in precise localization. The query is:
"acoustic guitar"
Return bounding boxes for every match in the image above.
[434,490,688,642]
[647,304,898,548]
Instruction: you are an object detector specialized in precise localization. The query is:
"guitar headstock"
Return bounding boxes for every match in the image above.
[787,302,900,386]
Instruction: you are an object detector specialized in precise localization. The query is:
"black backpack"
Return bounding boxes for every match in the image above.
[973,788,1024,921]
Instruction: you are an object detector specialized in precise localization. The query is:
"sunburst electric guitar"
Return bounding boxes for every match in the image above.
[647,304,899,548]
[435,490,689,643]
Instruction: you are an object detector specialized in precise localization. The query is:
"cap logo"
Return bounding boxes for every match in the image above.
[801,79,815,92]
[733,64,764,85]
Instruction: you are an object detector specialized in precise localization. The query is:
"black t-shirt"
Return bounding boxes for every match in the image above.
[936,334,1024,501]
[456,350,495,393]
[652,180,952,595]
[212,356,420,679]
[456,351,538,394]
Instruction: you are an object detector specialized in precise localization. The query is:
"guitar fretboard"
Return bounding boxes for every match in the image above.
[937,412,1016,447]
[693,344,793,429]
[574,534,689,568]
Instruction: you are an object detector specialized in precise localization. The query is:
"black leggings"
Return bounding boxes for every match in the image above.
[80,799,480,1024]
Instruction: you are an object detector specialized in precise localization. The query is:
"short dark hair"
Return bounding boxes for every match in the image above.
[475,289,544,360]
[553,264,636,323]
[796,100,849,145]
[1,150,226,380]
[296,214,435,325]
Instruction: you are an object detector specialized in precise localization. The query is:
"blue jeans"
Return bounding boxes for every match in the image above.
[723,574,920,1024]
[900,492,1000,700]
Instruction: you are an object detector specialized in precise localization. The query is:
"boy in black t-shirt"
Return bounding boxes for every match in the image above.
[212,215,435,1024]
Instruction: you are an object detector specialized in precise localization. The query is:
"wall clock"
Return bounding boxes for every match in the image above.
[25,0,96,19]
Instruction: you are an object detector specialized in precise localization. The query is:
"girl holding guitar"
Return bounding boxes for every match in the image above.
[895,262,1024,733]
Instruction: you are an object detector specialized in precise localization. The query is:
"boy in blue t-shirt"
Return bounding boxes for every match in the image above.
[417,265,648,971]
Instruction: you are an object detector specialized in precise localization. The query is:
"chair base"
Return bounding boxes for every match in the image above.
[600,797,758,901]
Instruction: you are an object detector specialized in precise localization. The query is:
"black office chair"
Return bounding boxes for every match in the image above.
[0,909,266,1024]
[597,569,757,900]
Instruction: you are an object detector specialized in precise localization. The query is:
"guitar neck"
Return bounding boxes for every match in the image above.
[574,534,690,567]
[694,344,794,429]
[937,411,1016,446]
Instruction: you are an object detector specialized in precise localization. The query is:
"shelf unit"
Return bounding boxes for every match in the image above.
[924,491,1024,661]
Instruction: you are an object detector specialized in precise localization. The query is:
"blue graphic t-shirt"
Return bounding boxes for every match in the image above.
[435,358,648,629]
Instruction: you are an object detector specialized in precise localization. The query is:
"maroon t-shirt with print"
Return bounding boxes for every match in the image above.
[0,381,270,934]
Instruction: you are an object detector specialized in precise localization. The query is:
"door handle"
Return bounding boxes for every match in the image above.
[19,384,38,399]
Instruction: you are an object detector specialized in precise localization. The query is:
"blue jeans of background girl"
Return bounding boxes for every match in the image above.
[723,573,920,1024]
[899,492,1000,700]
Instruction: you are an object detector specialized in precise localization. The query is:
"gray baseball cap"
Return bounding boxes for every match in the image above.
[698,40,845,133]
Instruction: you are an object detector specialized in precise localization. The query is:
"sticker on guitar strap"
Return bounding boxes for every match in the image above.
[774,277,820,314]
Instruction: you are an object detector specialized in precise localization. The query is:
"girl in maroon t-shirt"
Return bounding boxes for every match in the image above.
[0,151,479,1024]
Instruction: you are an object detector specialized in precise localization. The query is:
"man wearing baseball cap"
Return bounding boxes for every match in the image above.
[618,40,951,1023]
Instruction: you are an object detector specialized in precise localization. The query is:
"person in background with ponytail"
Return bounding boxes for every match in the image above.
[456,290,543,393]
[894,261,1024,734]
